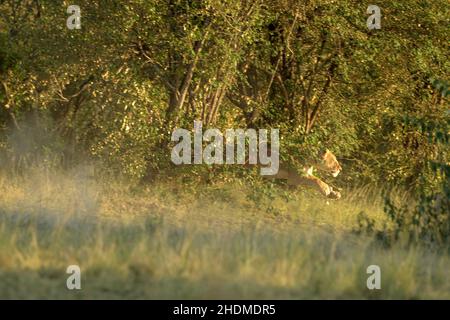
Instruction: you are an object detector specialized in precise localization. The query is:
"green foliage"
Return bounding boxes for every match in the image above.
[0,0,448,188]
[356,80,449,247]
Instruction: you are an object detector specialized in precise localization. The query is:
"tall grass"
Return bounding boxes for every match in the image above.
[0,168,448,299]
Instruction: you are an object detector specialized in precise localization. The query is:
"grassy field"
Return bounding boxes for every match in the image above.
[0,168,448,299]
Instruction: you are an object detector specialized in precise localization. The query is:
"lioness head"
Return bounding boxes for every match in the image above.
[316,149,342,177]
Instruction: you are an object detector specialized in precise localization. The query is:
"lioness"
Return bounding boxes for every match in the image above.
[262,149,342,199]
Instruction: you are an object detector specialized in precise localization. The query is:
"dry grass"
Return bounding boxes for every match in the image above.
[0,168,448,299]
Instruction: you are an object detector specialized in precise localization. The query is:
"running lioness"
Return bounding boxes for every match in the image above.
[262,149,342,199]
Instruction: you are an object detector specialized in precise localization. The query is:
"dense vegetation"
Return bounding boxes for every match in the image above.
[0,0,447,182]
[0,0,448,298]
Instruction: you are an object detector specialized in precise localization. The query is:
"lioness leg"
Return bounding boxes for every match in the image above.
[287,174,341,199]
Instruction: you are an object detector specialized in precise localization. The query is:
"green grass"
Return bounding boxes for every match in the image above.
[0,168,448,299]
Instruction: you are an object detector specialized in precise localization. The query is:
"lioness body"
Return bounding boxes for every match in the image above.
[263,150,342,199]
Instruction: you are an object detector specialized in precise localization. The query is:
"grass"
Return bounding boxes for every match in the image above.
[0,167,448,299]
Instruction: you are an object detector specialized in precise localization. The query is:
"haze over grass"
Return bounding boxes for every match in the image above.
[0,168,448,299]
